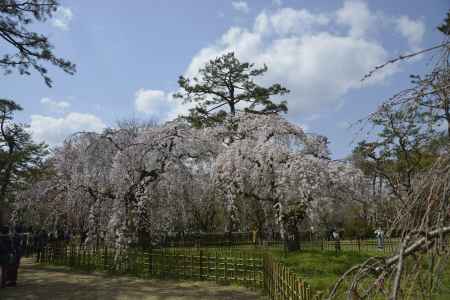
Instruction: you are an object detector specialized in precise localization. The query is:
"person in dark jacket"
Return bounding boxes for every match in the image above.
[0,226,12,288]
[36,229,48,263]
[7,225,25,286]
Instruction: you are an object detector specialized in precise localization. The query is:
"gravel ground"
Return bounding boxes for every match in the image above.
[0,258,264,300]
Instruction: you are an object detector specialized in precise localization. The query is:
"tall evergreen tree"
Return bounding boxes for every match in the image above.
[0,99,48,221]
[174,52,289,128]
[0,0,76,86]
[437,10,450,36]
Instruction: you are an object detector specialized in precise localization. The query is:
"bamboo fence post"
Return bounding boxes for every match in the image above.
[215,251,218,282]
[182,250,186,278]
[224,255,227,281]
[190,250,194,279]
[199,249,203,280]
[103,246,108,271]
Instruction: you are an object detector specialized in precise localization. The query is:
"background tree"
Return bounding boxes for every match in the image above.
[353,103,434,202]
[0,99,48,224]
[13,112,349,252]
[437,10,450,36]
[329,11,450,300]
[174,52,289,128]
[0,0,76,86]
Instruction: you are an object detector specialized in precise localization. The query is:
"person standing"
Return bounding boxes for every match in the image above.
[0,226,12,288]
[7,225,25,286]
[375,227,385,250]
[332,229,341,253]
[36,229,48,263]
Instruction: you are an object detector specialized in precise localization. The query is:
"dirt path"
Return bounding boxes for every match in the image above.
[0,258,264,300]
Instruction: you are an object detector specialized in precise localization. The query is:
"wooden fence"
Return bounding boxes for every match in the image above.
[36,245,322,300]
[164,237,399,254]
[164,232,255,247]
[264,254,322,300]
[301,238,399,253]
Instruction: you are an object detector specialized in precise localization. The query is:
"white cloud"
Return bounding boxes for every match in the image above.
[136,1,419,122]
[134,89,189,122]
[395,16,425,49]
[336,0,375,38]
[183,3,395,119]
[232,1,249,14]
[29,113,106,146]
[336,1,425,50]
[40,97,71,112]
[135,89,166,114]
[268,8,329,35]
[52,6,73,30]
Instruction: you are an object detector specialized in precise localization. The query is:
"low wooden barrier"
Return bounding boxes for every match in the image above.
[263,254,322,300]
[301,239,399,253]
[37,245,322,299]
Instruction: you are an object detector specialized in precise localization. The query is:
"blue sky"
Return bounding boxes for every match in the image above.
[1,0,448,158]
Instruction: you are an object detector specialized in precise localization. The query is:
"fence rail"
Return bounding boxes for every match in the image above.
[301,238,399,253]
[37,246,262,286]
[163,236,400,254]
[36,245,322,300]
[264,254,322,300]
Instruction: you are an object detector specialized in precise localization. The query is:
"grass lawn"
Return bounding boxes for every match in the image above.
[270,249,378,292]
[269,248,450,299]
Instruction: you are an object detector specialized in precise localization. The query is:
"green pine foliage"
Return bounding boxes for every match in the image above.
[174,52,289,128]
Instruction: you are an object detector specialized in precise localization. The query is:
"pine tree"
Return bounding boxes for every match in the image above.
[174,52,289,128]
[0,0,76,86]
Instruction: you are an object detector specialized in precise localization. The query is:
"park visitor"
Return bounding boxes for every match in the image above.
[35,229,48,262]
[7,225,26,286]
[332,229,341,253]
[0,225,11,288]
[374,227,385,250]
